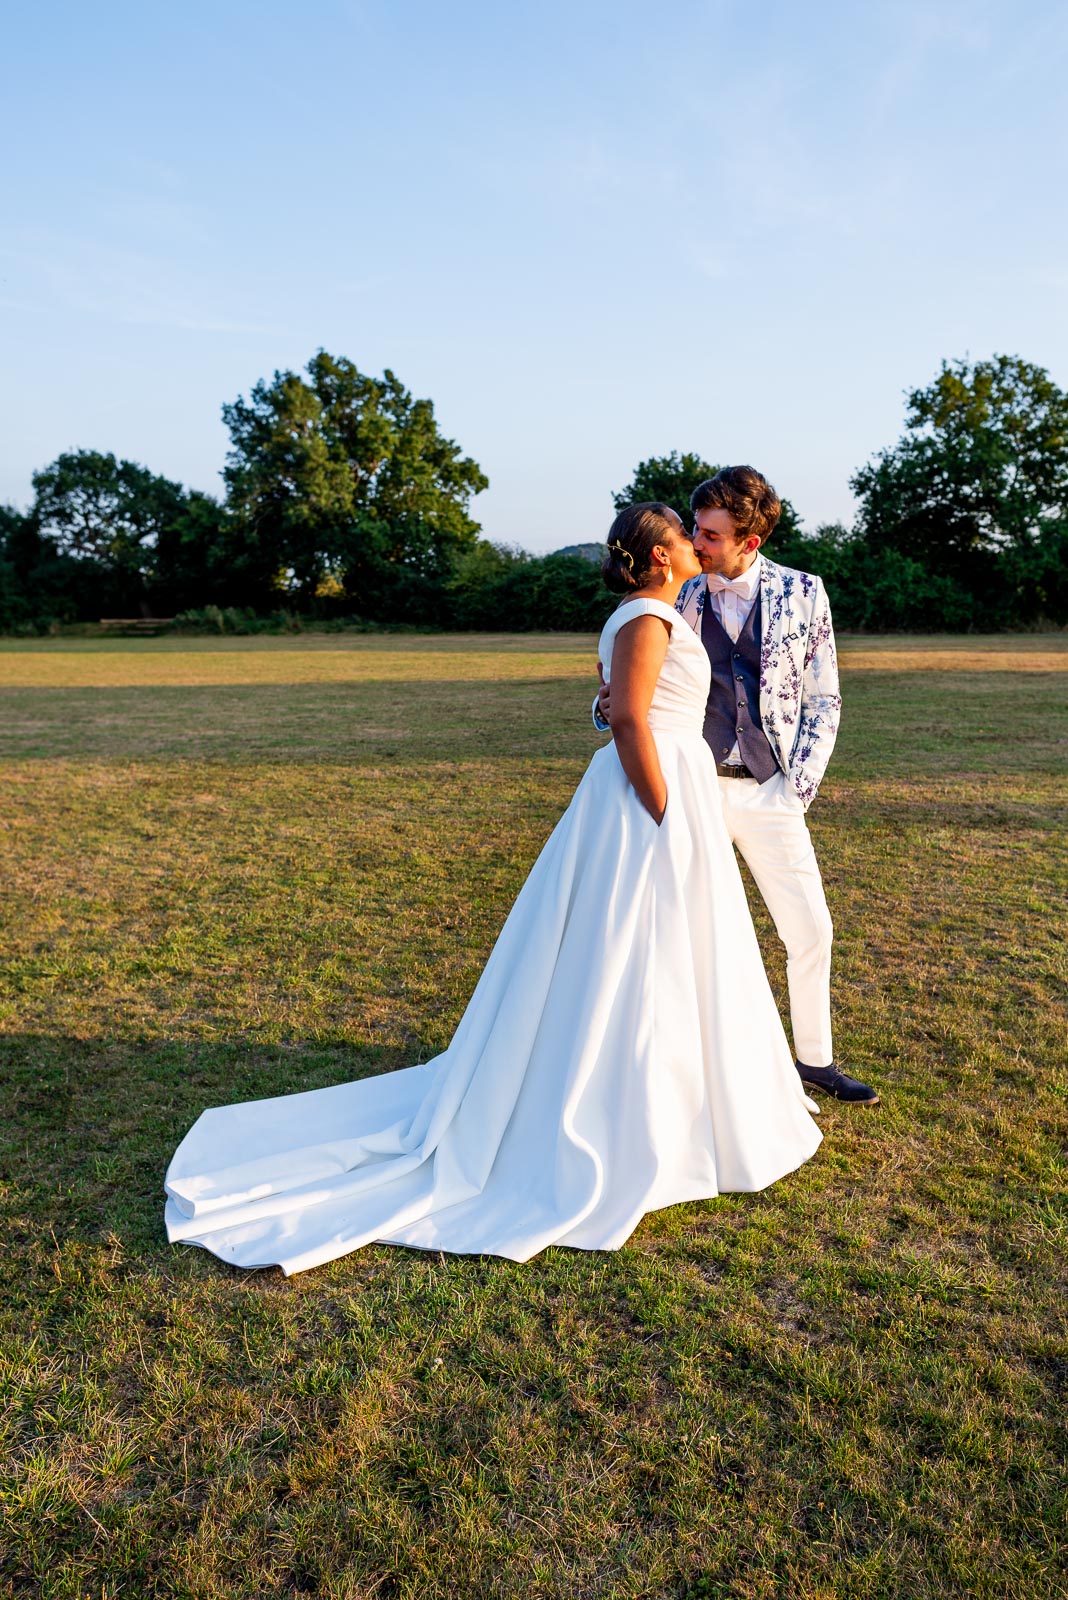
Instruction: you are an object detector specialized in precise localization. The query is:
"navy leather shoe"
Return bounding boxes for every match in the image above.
[796,1062,879,1105]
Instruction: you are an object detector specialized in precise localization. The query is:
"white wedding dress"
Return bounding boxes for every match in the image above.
[165,599,821,1274]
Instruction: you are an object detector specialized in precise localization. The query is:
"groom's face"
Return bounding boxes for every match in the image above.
[690,508,760,579]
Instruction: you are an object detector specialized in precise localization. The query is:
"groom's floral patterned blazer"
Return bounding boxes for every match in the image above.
[674,558,842,808]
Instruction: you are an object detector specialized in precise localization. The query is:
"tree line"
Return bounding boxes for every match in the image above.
[1,350,1065,634]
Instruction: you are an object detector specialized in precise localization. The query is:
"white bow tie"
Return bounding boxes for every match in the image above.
[707,569,759,598]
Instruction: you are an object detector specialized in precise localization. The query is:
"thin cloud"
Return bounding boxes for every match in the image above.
[0,233,285,337]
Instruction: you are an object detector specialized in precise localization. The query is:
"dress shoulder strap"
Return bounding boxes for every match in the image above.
[598,597,687,669]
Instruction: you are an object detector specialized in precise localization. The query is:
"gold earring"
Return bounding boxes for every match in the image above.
[666,562,673,583]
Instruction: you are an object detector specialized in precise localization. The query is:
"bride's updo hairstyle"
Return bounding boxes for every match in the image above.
[602,502,679,594]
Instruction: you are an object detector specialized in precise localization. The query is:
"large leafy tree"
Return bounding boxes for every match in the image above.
[32,450,186,572]
[612,450,803,550]
[29,450,193,614]
[222,351,489,606]
[850,355,1068,582]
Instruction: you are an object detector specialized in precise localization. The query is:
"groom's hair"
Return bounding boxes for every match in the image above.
[690,466,781,544]
[602,502,679,594]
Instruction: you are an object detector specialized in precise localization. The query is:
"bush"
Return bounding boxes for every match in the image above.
[770,525,991,631]
[447,543,615,632]
[171,607,305,636]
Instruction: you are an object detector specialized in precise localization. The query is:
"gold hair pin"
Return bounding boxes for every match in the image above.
[608,540,634,570]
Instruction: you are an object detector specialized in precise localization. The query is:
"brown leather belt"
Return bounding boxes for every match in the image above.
[716,763,755,779]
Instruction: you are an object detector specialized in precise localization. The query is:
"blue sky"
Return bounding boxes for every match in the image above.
[3,0,1066,552]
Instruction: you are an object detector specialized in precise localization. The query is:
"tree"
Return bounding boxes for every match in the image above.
[29,450,193,615]
[222,351,488,610]
[447,539,526,628]
[0,496,116,630]
[446,543,614,631]
[781,523,981,631]
[0,504,35,630]
[612,451,721,527]
[851,355,1068,586]
[1032,516,1068,624]
[612,451,804,552]
[25,451,260,620]
[32,450,185,569]
[152,491,246,612]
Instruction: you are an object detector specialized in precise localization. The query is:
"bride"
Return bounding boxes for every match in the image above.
[165,503,821,1274]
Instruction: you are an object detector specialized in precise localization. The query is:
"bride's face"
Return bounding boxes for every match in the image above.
[668,518,704,582]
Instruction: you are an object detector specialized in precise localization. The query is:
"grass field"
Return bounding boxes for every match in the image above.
[1,632,1066,1599]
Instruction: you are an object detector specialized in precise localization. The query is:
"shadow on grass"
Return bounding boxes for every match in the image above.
[3,667,1068,773]
[0,680,605,765]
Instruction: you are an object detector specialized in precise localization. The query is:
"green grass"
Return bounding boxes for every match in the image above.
[1,633,1066,1599]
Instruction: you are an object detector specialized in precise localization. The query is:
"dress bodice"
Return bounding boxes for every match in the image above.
[598,599,710,737]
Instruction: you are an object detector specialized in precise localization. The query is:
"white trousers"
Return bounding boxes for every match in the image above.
[717,771,834,1068]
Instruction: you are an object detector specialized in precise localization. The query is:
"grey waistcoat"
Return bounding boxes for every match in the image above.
[700,589,780,782]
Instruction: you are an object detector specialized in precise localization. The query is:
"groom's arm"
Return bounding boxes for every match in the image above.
[789,579,842,807]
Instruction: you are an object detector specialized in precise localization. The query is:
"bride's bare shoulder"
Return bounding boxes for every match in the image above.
[609,598,676,632]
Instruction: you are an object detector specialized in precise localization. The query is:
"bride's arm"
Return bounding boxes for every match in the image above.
[606,615,671,825]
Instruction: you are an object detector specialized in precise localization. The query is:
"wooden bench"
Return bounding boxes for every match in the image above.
[98,618,176,636]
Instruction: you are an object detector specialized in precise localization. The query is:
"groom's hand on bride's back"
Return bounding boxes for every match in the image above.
[597,664,612,725]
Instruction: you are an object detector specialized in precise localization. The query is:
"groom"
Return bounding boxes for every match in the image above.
[596,464,878,1106]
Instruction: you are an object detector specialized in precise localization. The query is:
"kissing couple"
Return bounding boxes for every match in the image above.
[165,464,878,1276]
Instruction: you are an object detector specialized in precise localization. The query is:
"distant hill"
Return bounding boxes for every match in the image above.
[552,543,603,564]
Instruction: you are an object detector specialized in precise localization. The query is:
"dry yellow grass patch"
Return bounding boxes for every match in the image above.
[0,646,597,689]
[838,649,1068,672]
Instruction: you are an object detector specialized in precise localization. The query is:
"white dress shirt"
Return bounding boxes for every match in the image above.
[706,553,763,766]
